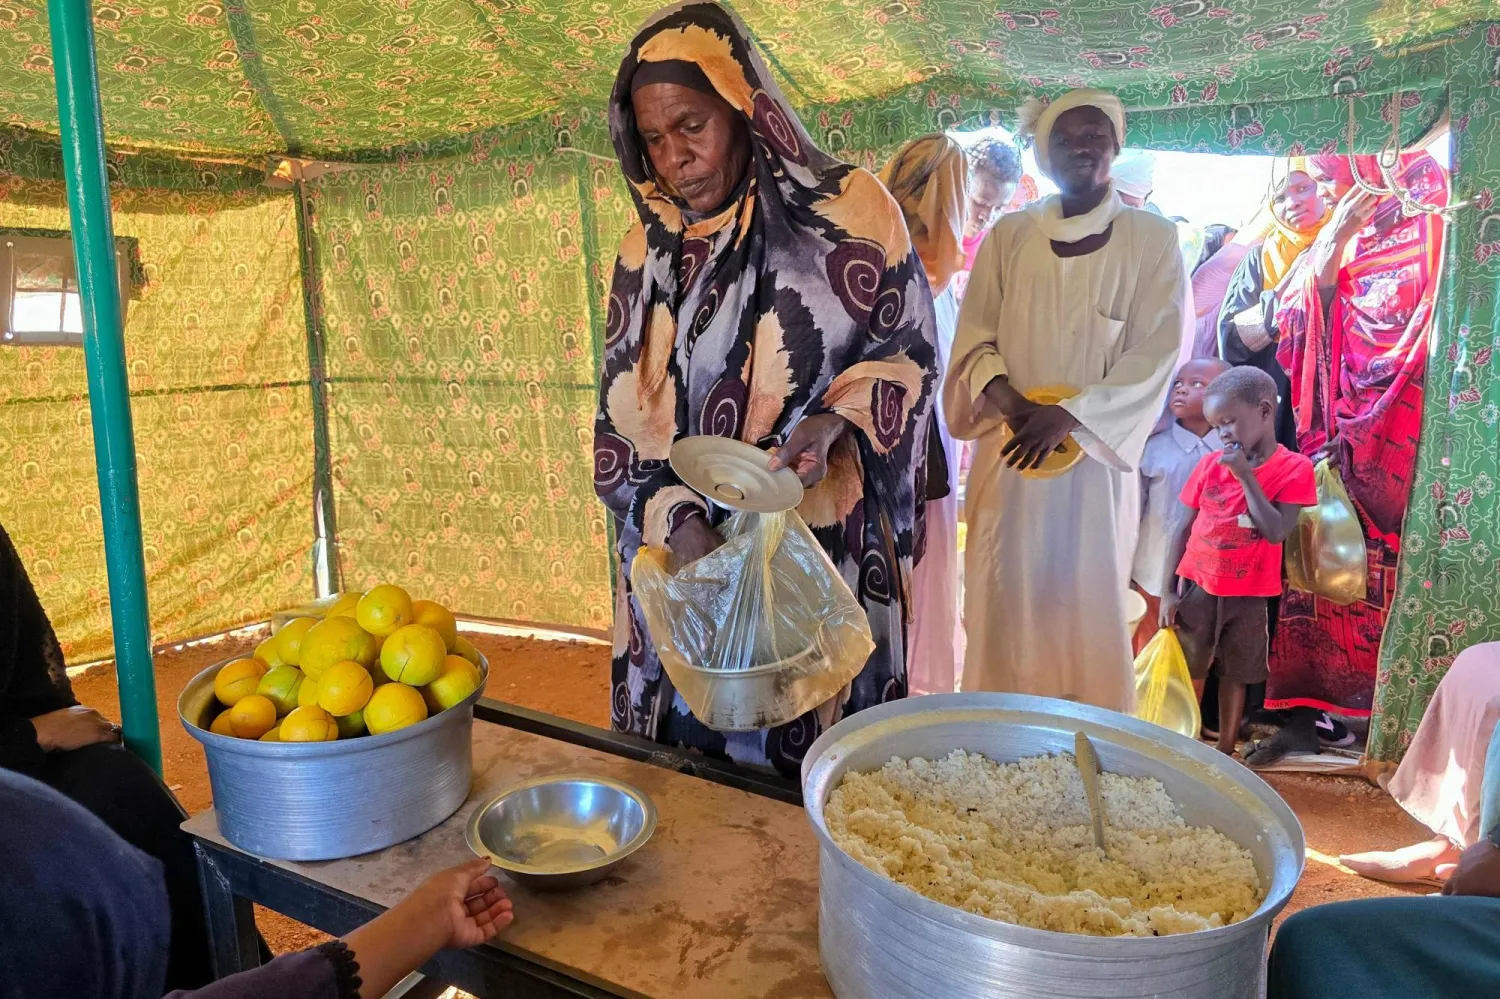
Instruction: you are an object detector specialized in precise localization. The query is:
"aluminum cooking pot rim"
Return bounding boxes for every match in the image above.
[801,692,1306,954]
[465,773,658,876]
[178,654,489,758]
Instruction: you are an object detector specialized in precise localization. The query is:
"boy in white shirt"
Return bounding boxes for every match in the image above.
[1130,357,1228,652]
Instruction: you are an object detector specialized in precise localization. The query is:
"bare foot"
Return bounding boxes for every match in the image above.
[1340,836,1462,884]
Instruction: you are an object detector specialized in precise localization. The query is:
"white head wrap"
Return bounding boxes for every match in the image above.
[1016,88,1125,178]
[1111,150,1156,200]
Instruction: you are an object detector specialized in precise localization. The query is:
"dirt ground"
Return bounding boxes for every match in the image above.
[72,628,1428,955]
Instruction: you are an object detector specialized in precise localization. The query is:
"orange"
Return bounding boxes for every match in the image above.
[423,656,482,712]
[274,617,318,667]
[324,591,362,620]
[228,694,277,740]
[209,709,235,736]
[256,665,303,717]
[297,673,321,709]
[280,706,339,742]
[259,726,282,742]
[214,659,267,707]
[335,709,366,739]
[365,683,428,735]
[356,584,413,638]
[318,660,374,717]
[253,637,288,669]
[380,624,447,686]
[300,616,378,679]
[411,600,458,651]
[453,636,482,668]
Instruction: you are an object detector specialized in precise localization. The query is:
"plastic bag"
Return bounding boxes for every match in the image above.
[1284,459,1367,606]
[631,510,874,732]
[1132,628,1201,740]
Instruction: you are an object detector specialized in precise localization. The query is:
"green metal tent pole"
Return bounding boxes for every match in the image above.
[48,0,161,773]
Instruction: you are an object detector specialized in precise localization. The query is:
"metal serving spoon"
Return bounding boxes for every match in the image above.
[1074,730,1107,855]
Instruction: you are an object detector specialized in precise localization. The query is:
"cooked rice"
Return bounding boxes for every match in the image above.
[824,749,1263,937]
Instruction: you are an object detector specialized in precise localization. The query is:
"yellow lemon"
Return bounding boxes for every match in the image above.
[253,637,288,669]
[325,591,362,620]
[318,660,374,716]
[300,616,378,679]
[380,624,447,686]
[365,683,428,735]
[453,635,482,668]
[423,656,482,713]
[209,709,235,736]
[214,659,267,707]
[280,705,339,742]
[274,617,318,667]
[356,584,414,639]
[411,600,458,651]
[335,710,366,739]
[297,672,321,709]
[228,694,277,740]
[256,665,304,717]
[259,726,282,742]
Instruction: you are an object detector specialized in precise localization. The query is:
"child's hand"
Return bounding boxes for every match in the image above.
[1159,590,1180,628]
[1218,443,1251,477]
[411,856,515,951]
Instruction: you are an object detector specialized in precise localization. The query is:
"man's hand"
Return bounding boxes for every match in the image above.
[667,510,723,567]
[981,376,1038,429]
[768,413,849,488]
[30,705,120,752]
[1001,405,1079,470]
[1218,442,1252,478]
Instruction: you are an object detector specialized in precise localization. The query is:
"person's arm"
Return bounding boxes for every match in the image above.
[1060,224,1191,473]
[164,857,513,999]
[1308,189,1379,314]
[943,228,1021,442]
[1220,447,1300,543]
[592,225,714,564]
[1158,512,1193,628]
[1218,251,1273,362]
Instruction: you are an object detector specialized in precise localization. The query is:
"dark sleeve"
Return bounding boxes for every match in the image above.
[0,523,76,776]
[1217,251,1272,364]
[163,942,361,999]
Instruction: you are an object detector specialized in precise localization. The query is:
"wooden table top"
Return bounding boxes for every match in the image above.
[183,722,833,999]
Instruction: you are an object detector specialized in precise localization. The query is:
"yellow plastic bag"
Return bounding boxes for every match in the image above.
[1132,628,1201,740]
[1284,459,1367,606]
[631,510,874,732]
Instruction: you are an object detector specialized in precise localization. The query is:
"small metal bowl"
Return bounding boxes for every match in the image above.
[466,775,657,890]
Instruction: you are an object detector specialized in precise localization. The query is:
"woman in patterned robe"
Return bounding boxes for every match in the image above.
[593,2,937,777]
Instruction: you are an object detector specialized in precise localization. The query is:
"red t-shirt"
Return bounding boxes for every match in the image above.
[1176,446,1317,598]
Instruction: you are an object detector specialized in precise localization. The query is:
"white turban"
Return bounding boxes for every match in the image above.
[1111,150,1157,200]
[1016,88,1125,178]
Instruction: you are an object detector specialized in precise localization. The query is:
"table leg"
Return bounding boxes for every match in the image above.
[196,841,262,977]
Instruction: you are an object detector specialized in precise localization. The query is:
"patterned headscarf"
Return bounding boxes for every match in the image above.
[599,1,936,550]
[879,134,969,295]
[1260,157,1330,290]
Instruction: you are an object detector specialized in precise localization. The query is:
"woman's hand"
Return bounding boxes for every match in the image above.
[1328,189,1380,245]
[768,413,849,487]
[343,856,515,998]
[30,705,121,752]
[667,510,723,566]
[1000,405,1079,470]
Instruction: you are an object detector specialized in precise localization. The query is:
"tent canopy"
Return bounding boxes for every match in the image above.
[0,0,1491,160]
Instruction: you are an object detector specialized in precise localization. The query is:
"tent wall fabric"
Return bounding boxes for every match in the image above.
[0,1,1496,762]
[0,138,314,662]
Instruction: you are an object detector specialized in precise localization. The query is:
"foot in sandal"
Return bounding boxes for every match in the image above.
[1339,835,1462,885]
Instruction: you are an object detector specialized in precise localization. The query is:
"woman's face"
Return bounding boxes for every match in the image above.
[964,169,1017,240]
[632,82,750,214]
[1308,159,1354,205]
[1272,170,1323,232]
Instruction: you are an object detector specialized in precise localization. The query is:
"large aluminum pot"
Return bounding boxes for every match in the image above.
[801,693,1304,999]
[180,655,487,861]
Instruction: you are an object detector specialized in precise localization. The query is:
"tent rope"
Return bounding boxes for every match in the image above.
[1343,94,1469,220]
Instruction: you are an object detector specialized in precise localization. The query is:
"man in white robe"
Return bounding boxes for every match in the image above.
[944,89,1191,712]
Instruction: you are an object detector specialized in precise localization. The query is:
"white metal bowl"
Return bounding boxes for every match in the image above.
[466,775,657,890]
[179,654,487,861]
[802,693,1305,999]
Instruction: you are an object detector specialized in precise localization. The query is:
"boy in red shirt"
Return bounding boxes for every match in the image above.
[1160,367,1316,756]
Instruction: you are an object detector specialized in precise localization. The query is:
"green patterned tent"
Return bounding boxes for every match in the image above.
[0,0,1497,763]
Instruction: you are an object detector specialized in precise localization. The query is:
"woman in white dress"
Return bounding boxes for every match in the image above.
[879,135,969,695]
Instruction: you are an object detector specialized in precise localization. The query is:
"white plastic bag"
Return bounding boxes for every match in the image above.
[632,510,874,731]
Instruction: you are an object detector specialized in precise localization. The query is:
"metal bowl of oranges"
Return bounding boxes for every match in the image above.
[180,588,489,861]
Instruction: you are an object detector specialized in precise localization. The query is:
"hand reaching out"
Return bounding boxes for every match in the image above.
[417,856,516,950]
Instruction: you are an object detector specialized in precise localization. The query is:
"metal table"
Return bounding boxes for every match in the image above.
[187,699,827,999]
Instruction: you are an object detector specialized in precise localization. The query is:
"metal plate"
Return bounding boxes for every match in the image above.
[670,435,804,513]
